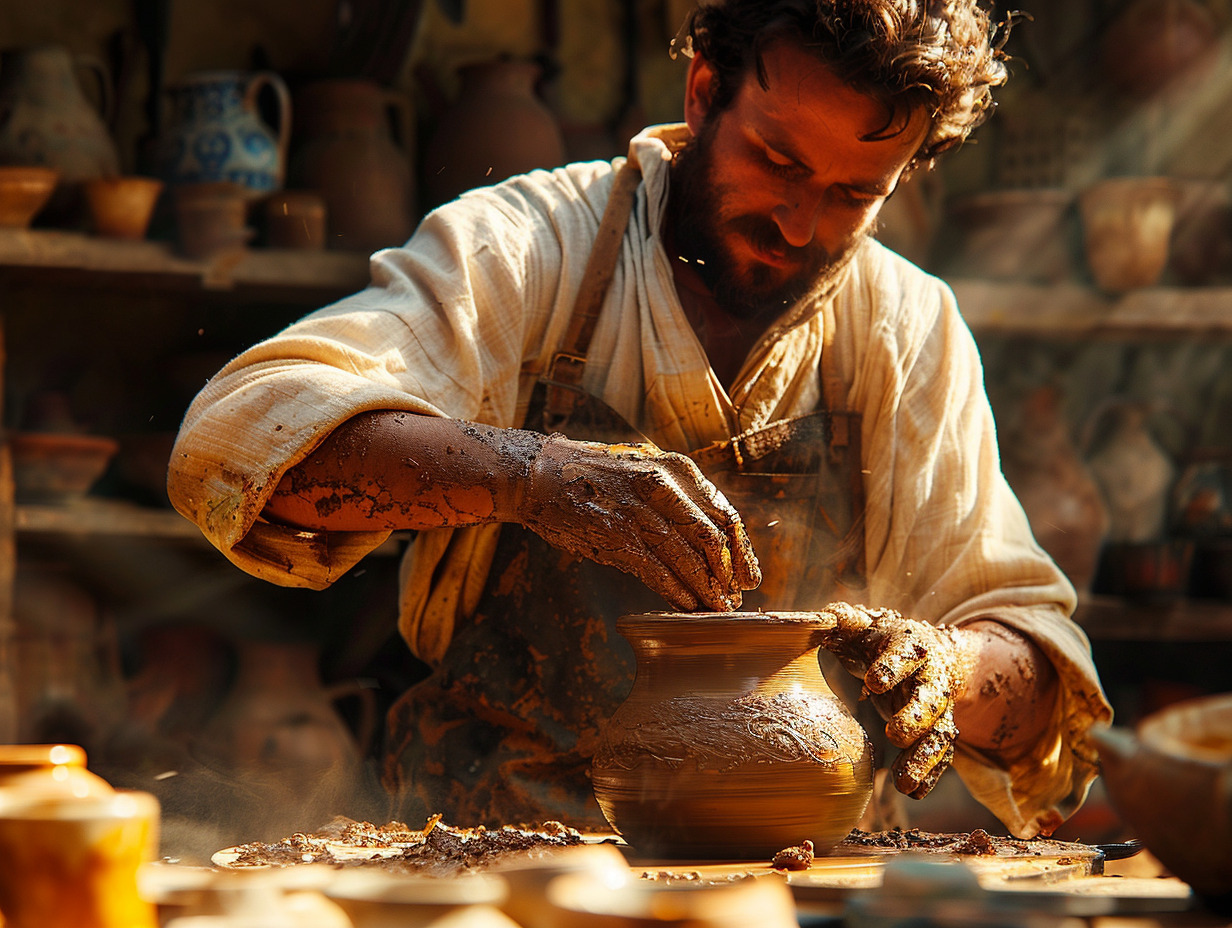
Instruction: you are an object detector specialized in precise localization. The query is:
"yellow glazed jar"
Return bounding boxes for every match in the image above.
[0,744,114,800]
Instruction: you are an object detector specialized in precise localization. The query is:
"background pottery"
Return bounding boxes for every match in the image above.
[1091,691,1232,912]
[422,58,566,208]
[0,166,59,228]
[288,79,415,251]
[157,70,290,197]
[0,45,121,223]
[84,176,163,239]
[592,611,873,859]
[1079,177,1179,293]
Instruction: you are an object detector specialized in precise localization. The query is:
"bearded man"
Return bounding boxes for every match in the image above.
[169,0,1111,840]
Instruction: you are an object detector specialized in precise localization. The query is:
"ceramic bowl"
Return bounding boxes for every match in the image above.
[0,166,59,228]
[84,176,164,240]
[1079,177,1179,293]
[1091,691,1232,911]
[11,431,119,501]
[324,870,519,928]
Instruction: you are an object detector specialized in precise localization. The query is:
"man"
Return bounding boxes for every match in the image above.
[169,0,1112,840]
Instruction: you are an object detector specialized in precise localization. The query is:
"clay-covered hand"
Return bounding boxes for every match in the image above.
[814,602,965,799]
[516,433,762,611]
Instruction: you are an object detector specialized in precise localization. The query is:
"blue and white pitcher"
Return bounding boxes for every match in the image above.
[158,70,290,196]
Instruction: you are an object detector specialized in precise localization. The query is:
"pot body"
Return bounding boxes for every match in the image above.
[288,79,415,251]
[157,70,290,196]
[592,612,873,859]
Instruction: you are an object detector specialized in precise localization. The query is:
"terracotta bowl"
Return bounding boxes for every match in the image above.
[1079,177,1179,293]
[84,176,164,240]
[1091,691,1232,911]
[0,166,59,228]
[11,431,119,502]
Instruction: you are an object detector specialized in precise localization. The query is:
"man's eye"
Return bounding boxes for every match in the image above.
[761,147,805,179]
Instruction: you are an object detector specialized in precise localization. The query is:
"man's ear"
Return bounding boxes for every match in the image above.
[683,54,718,134]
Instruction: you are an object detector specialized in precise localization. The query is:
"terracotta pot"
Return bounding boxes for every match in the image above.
[173,182,253,259]
[0,744,114,800]
[422,59,566,208]
[289,79,416,251]
[84,176,163,240]
[1000,385,1108,594]
[592,612,873,859]
[1079,177,1179,294]
[190,640,372,838]
[10,430,119,501]
[1091,692,1232,911]
[1101,0,1220,98]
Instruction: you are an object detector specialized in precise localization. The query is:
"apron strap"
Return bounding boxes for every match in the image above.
[543,158,644,431]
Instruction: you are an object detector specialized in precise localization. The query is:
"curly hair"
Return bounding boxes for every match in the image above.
[675,0,1019,170]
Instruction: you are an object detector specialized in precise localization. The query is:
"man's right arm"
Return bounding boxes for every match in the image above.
[264,409,762,611]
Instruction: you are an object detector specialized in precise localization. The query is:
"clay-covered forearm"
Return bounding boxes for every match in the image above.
[951,620,1059,760]
[264,410,544,532]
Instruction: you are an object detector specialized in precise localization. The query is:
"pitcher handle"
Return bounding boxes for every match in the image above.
[75,54,116,128]
[244,71,292,184]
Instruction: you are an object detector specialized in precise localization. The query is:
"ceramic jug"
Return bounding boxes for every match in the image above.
[0,45,120,181]
[422,58,565,208]
[191,639,373,837]
[288,78,415,251]
[592,611,873,859]
[157,70,290,197]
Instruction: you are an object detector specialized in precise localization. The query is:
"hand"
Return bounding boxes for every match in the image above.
[814,602,965,799]
[516,433,762,611]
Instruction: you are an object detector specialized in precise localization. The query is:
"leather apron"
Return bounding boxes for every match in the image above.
[386,163,868,828]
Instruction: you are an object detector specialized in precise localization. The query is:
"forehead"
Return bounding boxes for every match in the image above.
[733,39,928,163]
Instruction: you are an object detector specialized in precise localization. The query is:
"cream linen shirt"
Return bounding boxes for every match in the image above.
[168,125,1112,839]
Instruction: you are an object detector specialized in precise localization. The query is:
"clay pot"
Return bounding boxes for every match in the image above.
[10,431,119,502]
[1091,692,1232,912]
[173,182,253,259]
[190,640,373,838]
[1000,385,1109,593]
[84,176,163,240]
[1100,0,1220,98]
[592,612,873,859]
[422,59,566,208]
[157,70,290,198]
[0,744,114,800]
[288,79,416,251]
[263,190,326,250]
[1079,177,1179,294]
[0,45,121,223]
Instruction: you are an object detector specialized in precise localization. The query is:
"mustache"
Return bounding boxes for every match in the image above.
[726,213,833,266]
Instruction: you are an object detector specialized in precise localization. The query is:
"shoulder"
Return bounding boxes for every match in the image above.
[841,238,960,337]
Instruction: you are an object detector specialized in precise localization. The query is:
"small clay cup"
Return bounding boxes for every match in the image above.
[264,190,326,249]
[592,611,873,860]
[84,176,164,240]
[0,166,59,228]
[173,182,253,258]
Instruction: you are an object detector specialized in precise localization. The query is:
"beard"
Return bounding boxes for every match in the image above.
[669,120,866,322]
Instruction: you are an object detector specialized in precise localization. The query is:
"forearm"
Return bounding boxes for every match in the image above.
[952,620,1059,761]
[264,410,543,531]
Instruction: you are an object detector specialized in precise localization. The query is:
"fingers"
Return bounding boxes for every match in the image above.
[891,707,958,798]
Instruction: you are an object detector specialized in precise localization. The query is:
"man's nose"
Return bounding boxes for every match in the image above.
[771,195,822,249]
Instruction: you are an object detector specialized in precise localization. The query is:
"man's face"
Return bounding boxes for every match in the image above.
[671,39,929,320]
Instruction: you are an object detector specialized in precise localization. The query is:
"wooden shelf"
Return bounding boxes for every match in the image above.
[16,499,203,540]
[1075,594,1232,642]
[0,228,371,298]
[952,279,1232,337]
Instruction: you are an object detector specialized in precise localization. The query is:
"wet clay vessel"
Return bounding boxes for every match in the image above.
[592,612,873,859]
